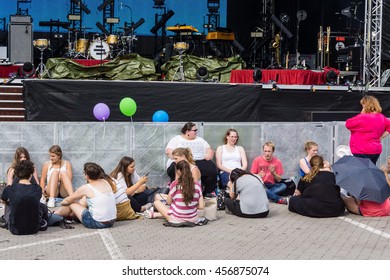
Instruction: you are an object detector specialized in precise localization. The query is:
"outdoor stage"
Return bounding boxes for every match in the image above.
[22,78,390,122]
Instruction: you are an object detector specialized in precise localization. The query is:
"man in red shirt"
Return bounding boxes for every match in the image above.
[250,142,287,204]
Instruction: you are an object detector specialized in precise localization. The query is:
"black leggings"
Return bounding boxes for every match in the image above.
[128,192,149,213]
[167,160,217,194]
[225,198,269,218]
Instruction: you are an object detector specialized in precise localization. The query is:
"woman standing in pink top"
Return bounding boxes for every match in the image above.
[346,95,390,164]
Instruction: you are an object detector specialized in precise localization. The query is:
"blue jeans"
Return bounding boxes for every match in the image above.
[81,209,115,229]
[264,182,286,202]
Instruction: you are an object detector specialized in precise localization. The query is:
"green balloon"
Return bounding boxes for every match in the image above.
[119,97,137,117]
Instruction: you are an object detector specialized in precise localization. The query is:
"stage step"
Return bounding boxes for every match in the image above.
[0,86,24,121]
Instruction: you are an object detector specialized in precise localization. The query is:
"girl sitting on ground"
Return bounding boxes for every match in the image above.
[40,145,74,208]
[145,160,204,224]
[54,162,116,229]
[224,168,269,218]
[289,155,345,218]
[109,156,152,213]
[172,147,201,182]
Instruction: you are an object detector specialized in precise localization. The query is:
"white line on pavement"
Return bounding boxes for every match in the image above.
[98,229,125,260]
[0,232,99,252]
[339,216,390,239]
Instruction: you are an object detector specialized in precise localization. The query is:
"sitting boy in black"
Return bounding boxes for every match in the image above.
[1,160,42,235]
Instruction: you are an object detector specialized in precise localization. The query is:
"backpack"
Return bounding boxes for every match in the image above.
[38,202,49,231]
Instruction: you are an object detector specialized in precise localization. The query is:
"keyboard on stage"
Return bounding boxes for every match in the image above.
[166,25,198,33]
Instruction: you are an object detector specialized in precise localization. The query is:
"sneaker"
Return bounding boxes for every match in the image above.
[47,198,55,208]
[277,197,288,205]
[40,196,47,205]
[144,208,155,219]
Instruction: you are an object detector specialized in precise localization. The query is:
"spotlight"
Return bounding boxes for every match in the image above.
[18,62,35,78]
[196,67,209,82]
[272,82,280,91]
[97,0,114,11]
[253,68,262,83]
[150,9,175,34]
[153,0,165,7]
[326,69,338,84]
[207,0,220,13]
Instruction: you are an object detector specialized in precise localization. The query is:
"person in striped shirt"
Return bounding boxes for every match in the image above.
[146,160,204,224]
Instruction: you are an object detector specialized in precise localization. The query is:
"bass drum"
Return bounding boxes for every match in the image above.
[89,40,110,60]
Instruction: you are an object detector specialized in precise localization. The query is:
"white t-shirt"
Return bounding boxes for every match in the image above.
[166,135,211,167]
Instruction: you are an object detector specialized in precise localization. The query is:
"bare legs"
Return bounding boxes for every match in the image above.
[47,171,74,199]
[342,196,360,215]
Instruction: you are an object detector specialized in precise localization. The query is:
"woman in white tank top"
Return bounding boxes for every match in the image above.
[54,162,116,229]
[216,129,248,188]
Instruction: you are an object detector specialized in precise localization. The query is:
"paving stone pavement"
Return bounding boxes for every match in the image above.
[0,203,390,260]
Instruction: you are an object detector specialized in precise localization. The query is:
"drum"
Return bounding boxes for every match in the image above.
[89,40,110,60]
[33,39,49,50]
[173,42,189,52]
[106,34,118,45]
[76,39,89,54]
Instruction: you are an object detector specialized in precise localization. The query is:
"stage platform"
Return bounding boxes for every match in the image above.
[22,78,390,122]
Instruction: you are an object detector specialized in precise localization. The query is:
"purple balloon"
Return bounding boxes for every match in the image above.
[93,103,110,121]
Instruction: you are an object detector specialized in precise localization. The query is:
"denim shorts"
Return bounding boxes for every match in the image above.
[81,209,115,229]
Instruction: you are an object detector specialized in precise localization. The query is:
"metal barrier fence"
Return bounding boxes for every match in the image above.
[0,121,388,189]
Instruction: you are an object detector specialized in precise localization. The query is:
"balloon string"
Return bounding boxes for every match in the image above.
[103,117,106,139]
[130,116,134,157]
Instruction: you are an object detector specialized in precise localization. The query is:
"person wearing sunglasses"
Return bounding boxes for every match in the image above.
[166,122,217,197]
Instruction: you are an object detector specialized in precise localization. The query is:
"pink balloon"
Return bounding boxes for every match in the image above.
[93,103,110,121]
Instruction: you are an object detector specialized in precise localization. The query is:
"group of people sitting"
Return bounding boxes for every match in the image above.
[1,116,390,235]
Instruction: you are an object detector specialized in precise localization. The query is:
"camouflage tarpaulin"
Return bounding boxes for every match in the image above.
[45,54,159,80]
[161,55,245,83]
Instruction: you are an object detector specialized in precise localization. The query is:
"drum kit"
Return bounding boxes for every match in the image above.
[61,27,137,60]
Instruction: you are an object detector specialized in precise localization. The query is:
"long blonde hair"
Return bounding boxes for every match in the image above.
[175,160,195,205]
[172,148,195,165]
[302,155,323,183]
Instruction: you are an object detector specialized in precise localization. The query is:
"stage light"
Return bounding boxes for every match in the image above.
[71,0,91,14]
[124,18,145,35]
[18,62,35,78]
[154,0,165,6]
[253,68,262,83]
[196,67,209,82]
[150,9,175,34]
[326,70,338,84]
[98,0,114,11]
[207,0,220,13]
[96,21,110,35]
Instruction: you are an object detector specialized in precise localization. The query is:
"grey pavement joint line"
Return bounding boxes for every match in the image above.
[98,229,125,260]
[0,232,99,252]
[339,217,390,239]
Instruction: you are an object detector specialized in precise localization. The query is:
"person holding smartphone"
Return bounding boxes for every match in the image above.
[110,156,152,213]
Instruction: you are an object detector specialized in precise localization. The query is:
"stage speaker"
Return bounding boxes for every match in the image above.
[303,111,360,122]
[8,16,33,63]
